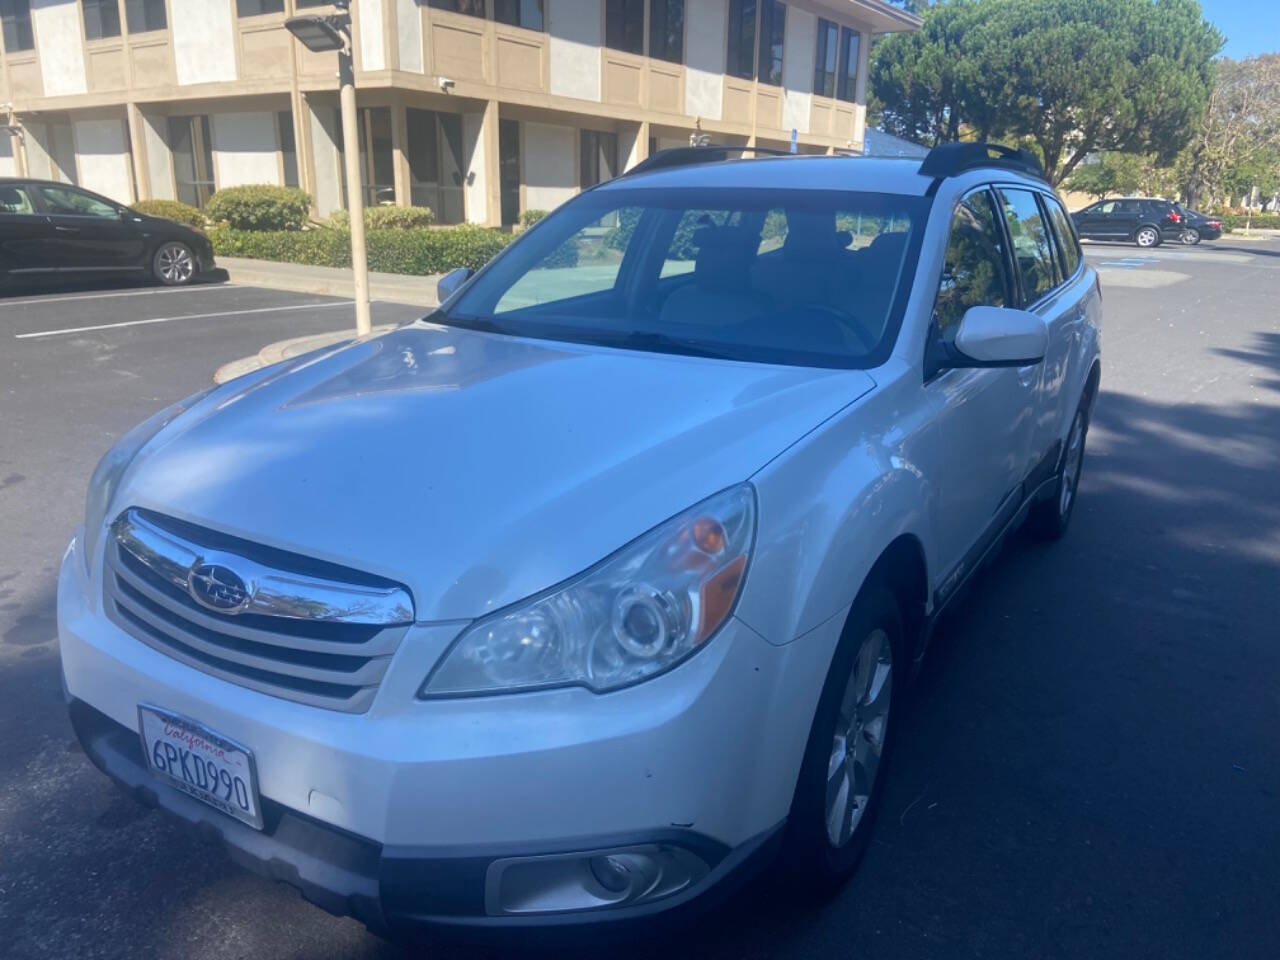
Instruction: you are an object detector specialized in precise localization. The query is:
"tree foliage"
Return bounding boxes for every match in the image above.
[1064,152,1179,200]
[872,0,1222,185]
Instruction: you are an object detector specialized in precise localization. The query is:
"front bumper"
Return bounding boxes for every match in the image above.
[59,533,839,930]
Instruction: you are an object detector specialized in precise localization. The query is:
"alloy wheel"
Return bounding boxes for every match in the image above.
[825,628,893,847]
[1181,228,1201,245]
[1059,412,1086,517]
[156,243,195,284]
[1136,227,1158,247]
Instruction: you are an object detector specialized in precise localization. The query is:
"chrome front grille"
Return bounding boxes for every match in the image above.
[103,509,414,713]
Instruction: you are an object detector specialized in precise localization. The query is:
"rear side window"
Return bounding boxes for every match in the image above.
[0,184,36,215]
[997,188,1056,303]
[932,189,1009,340]
[1044,197,1081,278]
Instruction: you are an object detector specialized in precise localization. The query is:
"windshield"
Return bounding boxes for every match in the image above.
[445,186,930,368]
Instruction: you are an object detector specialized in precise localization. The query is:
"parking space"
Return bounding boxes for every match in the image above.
[2,243,1279,960]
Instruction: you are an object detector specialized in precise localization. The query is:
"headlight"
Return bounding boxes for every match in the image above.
[82,389,213,576]
[422,484,756,697]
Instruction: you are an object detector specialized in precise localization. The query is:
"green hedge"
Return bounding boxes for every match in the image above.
[327,205,436,230]
[209,225,511,274]
[132,199,205,229]
[1215,211,1280,231]
[206,185,312,231]
[519,209,549,227]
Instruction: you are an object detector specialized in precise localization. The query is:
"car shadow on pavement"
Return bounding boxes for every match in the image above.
[0,270,229,300]
[2,372,1278,959]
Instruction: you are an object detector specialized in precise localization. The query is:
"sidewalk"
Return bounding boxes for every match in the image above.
[218,256,445,307]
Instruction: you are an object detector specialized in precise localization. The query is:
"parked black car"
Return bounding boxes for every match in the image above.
[1071,197,1220,247]
[0,178,214,289]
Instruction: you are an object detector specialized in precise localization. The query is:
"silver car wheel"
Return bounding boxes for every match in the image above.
[1059,411,1086,517]
[156,242,195,284]
[1135,227,1159,247]
[1181,228,1201,245]
[825,627,893,847]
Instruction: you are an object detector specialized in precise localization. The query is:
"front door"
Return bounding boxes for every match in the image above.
[925,187,1037,598]
[33,184,145,271]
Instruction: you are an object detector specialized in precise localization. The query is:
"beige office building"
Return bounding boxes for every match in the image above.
[0,0,919,226]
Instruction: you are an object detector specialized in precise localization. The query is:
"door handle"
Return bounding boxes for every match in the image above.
[55,225,80,233]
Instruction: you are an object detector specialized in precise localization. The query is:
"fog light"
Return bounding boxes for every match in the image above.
[486,844,710,916]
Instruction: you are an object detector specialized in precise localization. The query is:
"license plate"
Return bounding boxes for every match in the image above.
[137,705,263,830]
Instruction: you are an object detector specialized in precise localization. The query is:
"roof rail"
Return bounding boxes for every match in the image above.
[626,145,792,177]
[918,142,1047,183]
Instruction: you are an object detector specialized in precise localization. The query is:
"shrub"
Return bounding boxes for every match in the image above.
[209,224,511,274]
[205,185,312,231]
[327,205,436,230]
[132,199,204,229]
[1213,211,1280,232]
[519,209,549,227]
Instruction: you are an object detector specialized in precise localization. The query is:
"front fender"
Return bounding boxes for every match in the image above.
[736,368,938,645]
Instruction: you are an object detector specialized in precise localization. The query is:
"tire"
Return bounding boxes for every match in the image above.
[1180,227,1201,245]
[153,241,196,286]
[1027,403,1089,541]
[780,580,904,892]
[1134,225,1160,248]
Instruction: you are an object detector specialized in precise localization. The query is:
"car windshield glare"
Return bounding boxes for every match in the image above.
[446,186,930,368]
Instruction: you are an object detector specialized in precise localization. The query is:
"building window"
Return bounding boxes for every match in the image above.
[1,0,33,52]
[836,27,860,102]
[580,129,618,189]
[813,18,837,98]
[124,0,166,33]
[169,116,215,209]
[499,119,520,226]
[756,0,784,85]
[358,107,395,207]
[604,0,643,55]
[406,107,465,224]
[493,0,543,30]
[82,0,122,40]
[648,0,682,63]
[427,0,486,15]
[278,111,299,188]
[236,0,284,16]
[726,0,756,81]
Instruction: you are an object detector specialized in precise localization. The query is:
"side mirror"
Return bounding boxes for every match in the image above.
[436,266,472,304]
[950,305,1047,367]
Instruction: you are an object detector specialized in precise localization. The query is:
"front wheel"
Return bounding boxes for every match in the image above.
[1180,227,1201,245]
[780,581,903,890]
[1135,226,1161,248]
[153,241,196,286]
[1028,405,1088,540]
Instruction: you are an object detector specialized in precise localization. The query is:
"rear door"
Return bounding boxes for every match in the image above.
[1110,199,1141,241]
[0,183,60,277]
[33,184,146,272]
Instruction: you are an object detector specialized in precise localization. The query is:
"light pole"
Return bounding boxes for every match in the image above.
[285,0,371,337]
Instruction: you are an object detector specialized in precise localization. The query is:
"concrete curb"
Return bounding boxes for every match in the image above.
[218,257,443,308]
[213,324,398,384]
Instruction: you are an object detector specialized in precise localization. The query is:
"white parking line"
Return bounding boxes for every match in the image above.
[14,301,354,340]
[1,284,245,307]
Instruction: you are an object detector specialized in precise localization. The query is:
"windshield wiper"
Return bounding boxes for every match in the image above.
[428,312,517,337]
[601,329,748,361]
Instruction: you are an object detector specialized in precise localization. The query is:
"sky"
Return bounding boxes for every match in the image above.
[1197,0,1280,58]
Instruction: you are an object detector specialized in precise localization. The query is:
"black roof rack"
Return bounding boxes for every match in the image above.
[626,145,792,177]
[918,142,1047,183]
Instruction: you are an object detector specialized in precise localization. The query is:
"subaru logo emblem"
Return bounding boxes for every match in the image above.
[188,563,251,613]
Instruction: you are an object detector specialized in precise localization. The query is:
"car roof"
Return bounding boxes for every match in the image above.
[596,155,939,197]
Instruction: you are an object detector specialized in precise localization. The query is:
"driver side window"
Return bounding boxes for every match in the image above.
[933,190,1009,343]
[37,186,118,219]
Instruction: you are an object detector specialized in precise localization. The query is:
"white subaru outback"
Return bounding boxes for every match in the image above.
[58,143,1100,937]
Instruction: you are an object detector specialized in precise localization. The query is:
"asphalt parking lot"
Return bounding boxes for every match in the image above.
[2,242,1278,959]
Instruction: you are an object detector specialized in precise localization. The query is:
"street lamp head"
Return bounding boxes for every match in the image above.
[285,14,349,53]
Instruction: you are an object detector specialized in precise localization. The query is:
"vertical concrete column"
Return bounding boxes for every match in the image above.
[853,30,871,147]
[391,100,410,206]
[620,120,649,172]
[126,103,151,201]
[291,88,315,207]
[463,100,502,227]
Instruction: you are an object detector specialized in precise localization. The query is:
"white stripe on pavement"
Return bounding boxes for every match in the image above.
[0,284,247,307]
[14,301,354,340]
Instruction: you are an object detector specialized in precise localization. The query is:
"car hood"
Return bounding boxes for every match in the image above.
[116,322,875,621]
